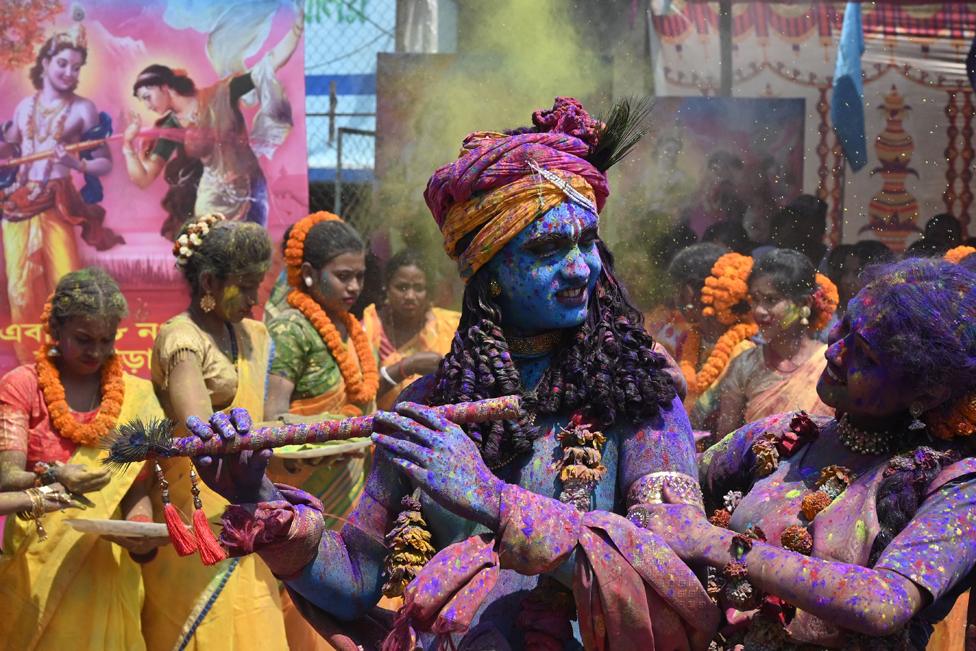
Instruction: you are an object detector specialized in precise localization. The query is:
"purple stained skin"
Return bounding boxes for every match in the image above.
[189,200,699,643]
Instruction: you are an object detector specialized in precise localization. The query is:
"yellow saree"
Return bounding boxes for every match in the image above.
[362,304,460,410]
[0,372,160,651]
[143,317,287,651]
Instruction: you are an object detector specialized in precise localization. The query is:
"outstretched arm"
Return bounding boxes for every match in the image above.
[267,4,304,71]
[643,472,976,638]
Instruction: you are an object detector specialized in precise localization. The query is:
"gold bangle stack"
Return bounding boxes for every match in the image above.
[17,488,48,541]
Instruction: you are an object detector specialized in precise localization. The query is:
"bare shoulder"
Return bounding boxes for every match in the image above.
[71,96,99,125]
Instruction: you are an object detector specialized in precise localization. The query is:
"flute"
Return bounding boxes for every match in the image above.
[105,395,521,465]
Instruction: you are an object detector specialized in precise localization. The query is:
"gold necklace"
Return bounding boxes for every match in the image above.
[507,331,563,356]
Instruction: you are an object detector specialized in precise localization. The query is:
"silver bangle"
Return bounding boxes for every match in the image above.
[380,365,397,386]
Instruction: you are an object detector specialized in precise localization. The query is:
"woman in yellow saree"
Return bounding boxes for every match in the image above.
[143,214,287,651]
[0,267,165,651]
[362,249,459,410]
[714,248,839,438]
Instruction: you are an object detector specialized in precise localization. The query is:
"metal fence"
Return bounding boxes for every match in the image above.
[304,0,394,236]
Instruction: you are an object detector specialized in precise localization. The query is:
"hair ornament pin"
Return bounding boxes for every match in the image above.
[172,213,225,266]
[527,160,597,214]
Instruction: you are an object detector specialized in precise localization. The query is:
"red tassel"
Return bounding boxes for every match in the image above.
[193,508,227,565]
[154,462,197,556]
[164,502,199,555]
[190,468,227,565]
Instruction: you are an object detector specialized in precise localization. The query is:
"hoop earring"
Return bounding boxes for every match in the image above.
[799,305,811,327]
[200,293,216,313]
[908,402,926,431]
[489,279,502,298]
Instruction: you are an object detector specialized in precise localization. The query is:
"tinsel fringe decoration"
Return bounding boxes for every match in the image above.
[382,492,435,599]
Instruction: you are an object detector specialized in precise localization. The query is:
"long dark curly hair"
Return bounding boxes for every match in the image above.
[426,240,676,468]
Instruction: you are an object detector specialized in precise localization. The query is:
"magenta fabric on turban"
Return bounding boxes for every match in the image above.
[424,130,610,231]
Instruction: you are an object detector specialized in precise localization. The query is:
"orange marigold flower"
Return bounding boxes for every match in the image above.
[945,245,976,265]
[800,491,833,521]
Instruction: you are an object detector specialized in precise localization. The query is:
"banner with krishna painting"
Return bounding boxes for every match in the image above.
[0,0,308,373]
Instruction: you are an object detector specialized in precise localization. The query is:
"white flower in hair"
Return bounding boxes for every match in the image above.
[177,234,190,246]
[189,233,202,246]
[180,246,192,258]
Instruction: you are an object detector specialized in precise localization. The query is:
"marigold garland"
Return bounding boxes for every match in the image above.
[681,252,758,396]
[945,245,976,265]
[284,211,378,404]
[679,322,758,396]
[286,290,378,404]
[701,253,753,326]
[34,299,125,447]
[810,273,839,331]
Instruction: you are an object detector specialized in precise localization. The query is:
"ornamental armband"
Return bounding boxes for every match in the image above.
[626,471,704,511]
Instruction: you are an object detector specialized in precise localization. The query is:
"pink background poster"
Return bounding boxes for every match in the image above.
[0,0,308,375]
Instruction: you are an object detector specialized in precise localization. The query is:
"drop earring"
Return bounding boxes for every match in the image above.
[799,305,811,326]
[489,279,502,298]
[200,292,216,313]
[304,276,313,288]
[908,402,927,431]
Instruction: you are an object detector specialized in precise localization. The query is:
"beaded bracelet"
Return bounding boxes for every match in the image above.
[32,461,59,487]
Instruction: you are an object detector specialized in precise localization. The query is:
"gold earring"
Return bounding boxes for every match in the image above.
[489,279,502,298]
[200,292,216,313]
[799,305,811,326]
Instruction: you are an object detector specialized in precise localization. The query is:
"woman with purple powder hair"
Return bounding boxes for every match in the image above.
[643,258,976,650]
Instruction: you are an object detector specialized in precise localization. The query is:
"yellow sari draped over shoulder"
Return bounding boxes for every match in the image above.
[362,304,460,410]
[143,316,287,651]
[0,372,161,651]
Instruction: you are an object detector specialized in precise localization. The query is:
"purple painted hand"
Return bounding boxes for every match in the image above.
[188,408,278,504]
[637,498,721,565]
[371,402,505,530]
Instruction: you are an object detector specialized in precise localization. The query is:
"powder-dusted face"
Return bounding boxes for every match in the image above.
[215,272,265,323]
[749,274,805,341]
[817,297,912,417]
[485,201,602,335]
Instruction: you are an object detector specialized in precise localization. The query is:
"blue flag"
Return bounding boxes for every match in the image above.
[831,3,867,172]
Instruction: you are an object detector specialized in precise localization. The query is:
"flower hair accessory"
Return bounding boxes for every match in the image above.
[284,211,343,287]
[701,253,753,326]
[810,273,839,331]
[925,391,976,440]
[173,213,224,267]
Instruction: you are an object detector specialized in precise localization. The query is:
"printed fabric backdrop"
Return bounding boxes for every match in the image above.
[0,0,309,375]
[650,1,976,250]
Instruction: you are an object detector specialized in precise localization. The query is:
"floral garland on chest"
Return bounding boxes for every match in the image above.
[35,299,125,447]
[680,252,758,396]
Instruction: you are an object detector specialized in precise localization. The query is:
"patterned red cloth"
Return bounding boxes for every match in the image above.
[0,364,82,465]
[220,484,325,580]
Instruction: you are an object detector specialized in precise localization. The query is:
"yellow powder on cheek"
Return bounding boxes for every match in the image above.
[221,285,242,311]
